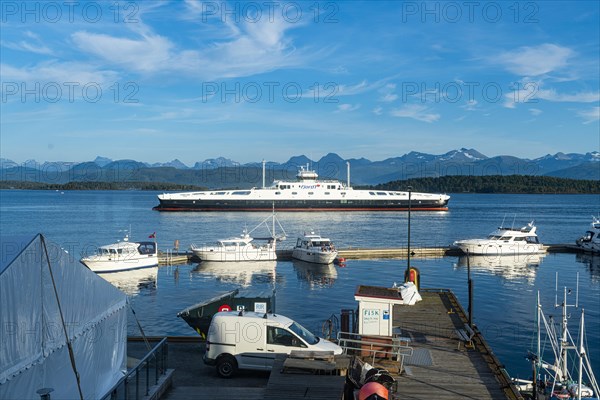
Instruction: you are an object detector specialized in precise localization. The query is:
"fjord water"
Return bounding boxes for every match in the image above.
[1,190,599,379]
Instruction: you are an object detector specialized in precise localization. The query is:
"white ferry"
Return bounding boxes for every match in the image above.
[153,163,450,212]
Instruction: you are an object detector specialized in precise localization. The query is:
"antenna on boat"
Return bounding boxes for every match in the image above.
[346,161,350,188]
[262,159,266,188]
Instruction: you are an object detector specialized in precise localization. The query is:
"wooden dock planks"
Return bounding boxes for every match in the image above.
[392,290,522,400]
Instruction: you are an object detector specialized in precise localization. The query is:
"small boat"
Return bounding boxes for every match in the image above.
[292,232,338,264]
[453,221,544,255]
[80,232,158,273]
[576,216,600,254]
[177,288,276,338]
[190,210,286,262]
[513,275,599,399]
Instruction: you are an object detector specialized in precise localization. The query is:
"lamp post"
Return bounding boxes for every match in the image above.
[405,186,412,281]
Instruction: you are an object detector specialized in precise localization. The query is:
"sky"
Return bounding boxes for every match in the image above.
[1,0,599,165]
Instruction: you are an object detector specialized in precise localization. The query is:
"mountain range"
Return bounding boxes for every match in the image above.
[1,149,598,188]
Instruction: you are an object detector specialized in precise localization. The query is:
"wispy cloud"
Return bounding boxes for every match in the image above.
[495,44,574,76]
[71,9,308,79]
[337,103,360,112]
[390,104,440,123]
[578,106,600,124]
[529,108,543,116]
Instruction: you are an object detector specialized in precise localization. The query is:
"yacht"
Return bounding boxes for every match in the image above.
[190,212,286,262]
[80,234,158,273]
[292,232,338,264]
[576,216,600,254]
[153,162,450,212]
[453,221,544,255]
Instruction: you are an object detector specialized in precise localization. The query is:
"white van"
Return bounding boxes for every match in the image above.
[203,311,343,377]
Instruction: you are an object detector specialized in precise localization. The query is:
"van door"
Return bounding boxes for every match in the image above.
[236,321,269,370]
[265,326,308,367]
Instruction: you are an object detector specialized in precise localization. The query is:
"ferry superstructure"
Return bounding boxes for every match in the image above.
[153,163,450,212]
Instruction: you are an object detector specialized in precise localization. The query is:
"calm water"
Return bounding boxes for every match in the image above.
[1,190,599,379]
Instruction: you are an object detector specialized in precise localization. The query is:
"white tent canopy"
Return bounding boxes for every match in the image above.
[0,234,127,400]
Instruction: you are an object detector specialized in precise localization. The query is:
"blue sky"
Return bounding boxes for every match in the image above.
[1,1,599,165]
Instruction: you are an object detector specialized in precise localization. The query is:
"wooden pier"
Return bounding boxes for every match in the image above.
[391,289,522,399]
[159,244,583,265]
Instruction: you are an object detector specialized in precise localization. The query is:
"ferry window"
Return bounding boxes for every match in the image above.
[324,192,330,195]
[308,192,314,195]
[369,192,375,195]
[292,192,298,195]
[377,192,387,195]
[215,191,226,195]
[275,192,281,195]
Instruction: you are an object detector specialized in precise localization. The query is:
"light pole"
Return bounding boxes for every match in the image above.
[405,186,412,281]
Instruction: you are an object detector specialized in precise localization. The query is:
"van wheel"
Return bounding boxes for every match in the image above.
[217,355,237,378]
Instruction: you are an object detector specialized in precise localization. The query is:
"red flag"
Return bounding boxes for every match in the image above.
[148,232,156,239]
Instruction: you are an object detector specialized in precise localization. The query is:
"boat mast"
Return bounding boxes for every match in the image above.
[578,309,585,400]
[262,159,266,188]
[346,161,350,188]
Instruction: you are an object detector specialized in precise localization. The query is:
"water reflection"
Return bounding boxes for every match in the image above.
[192,260,276,286]
[99,267,158,296]
[576,253,600,283]
[454,253,546,283]
[292,259,338,289]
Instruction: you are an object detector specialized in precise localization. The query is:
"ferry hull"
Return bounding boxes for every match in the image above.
[154,199,449,212]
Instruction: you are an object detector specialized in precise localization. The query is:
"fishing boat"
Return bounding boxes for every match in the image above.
[190,211,286,262]
[177,288,276,339]
[453,220,544,255]
[80,232,158,273]
[513,274,599,399]
[292,232,338,264]
[576,217,600,254]
[153,162,450,211]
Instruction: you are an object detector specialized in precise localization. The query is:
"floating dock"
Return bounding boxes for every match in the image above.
[159,244,585,265]
[127,289,522,400]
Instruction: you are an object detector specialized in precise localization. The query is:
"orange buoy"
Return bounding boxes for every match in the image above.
[358,382,388,400]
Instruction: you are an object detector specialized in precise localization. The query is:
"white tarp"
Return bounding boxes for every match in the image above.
[398,282,422,305]
[0,234,127,400]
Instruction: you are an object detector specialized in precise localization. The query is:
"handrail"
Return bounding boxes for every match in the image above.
[336,331,413,369]
[100,337,168,400]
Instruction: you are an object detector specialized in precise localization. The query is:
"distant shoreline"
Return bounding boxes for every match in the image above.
[1,175,599,194]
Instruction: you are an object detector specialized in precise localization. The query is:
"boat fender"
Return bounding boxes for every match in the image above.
[358,382,388,400]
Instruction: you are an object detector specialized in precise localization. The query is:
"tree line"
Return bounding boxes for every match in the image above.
[369,175,600,194]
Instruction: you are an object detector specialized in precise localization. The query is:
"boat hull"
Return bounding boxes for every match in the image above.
[80,256,159,273]
[191,248,276,262]
[153,198,449,212]
[292,248,337,264]
[454,241,543,255]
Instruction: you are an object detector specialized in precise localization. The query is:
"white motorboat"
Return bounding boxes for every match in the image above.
[292,232,338,264]
[453,221,544,255]
[190,211,286,262]
[80,233,158,273]
[576,216,600,254]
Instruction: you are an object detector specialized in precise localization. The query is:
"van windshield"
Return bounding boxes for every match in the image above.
[288,321,319,345]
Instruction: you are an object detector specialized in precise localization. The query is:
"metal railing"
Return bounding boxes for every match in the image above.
[336,331,413,371]
[101,338,169,400]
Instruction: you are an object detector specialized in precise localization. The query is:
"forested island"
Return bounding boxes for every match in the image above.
[1,175,599,194]
[370,175,599,194]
